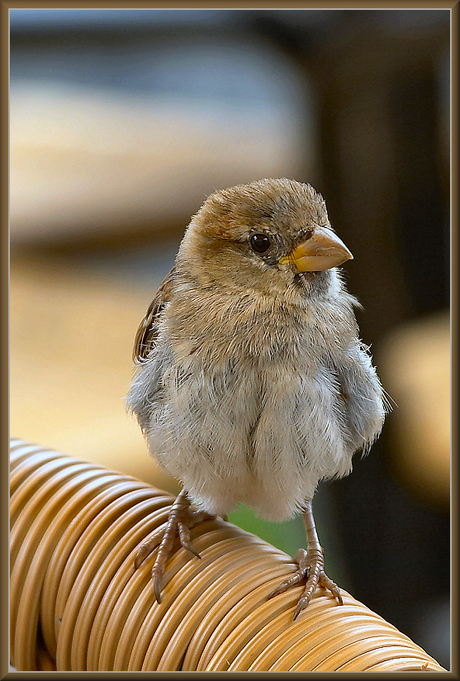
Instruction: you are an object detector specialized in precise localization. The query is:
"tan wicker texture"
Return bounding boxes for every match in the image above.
[10,438,445,672]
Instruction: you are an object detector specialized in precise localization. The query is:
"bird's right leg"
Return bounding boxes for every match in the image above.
[268,499,343,619]
[134,488,212,603]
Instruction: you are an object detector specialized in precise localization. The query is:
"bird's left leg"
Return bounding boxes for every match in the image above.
[134,488,212,603]
[269,499,343,619]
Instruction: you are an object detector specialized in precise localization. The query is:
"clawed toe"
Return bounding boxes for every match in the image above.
[134,531,163,569]
[134,489,213,603]
[319,571,343,605]
[177,521,202,558]
[152,566,164,604]
[268,567,308,600]
[293,567,343,619]
[269,544,342,620]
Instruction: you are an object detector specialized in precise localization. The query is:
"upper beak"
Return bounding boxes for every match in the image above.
[279,226,353,272]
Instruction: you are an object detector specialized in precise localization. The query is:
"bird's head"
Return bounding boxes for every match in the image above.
[177,178,353,299]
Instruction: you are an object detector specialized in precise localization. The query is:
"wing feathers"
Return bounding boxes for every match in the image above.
[133,267,177,363]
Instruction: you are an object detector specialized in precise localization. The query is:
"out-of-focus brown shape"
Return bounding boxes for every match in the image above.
[10,80,306,247]
[9,255,179,495]
[379,310,450,507]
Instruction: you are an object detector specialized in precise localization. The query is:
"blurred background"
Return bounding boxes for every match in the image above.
[9,8,450,669]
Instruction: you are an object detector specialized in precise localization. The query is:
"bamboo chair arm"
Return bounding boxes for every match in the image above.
[10,438,445,672]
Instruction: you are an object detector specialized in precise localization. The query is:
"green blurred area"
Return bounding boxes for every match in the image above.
[228,490,351,594]
[228,504,305,558]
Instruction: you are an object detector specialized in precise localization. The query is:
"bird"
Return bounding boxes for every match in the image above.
[127,177,386,619]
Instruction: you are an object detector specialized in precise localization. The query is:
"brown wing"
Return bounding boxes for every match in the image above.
[133,266,177,363]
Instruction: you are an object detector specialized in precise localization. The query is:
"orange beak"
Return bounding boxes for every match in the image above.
[279,226,353,272]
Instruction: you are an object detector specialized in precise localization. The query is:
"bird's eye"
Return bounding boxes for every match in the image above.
[250,233,271,253]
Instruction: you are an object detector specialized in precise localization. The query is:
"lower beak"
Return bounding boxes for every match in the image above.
[279,226,353,272]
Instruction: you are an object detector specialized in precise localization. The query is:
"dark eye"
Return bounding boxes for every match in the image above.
[250,233,271,253]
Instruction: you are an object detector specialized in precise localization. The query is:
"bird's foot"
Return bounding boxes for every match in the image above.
[269,546,343,620]
[134,489,213,603]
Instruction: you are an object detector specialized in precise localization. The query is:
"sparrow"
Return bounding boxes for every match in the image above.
[127,178,386,619]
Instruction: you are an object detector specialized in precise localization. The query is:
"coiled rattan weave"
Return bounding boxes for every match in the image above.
[10,438,445,672]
